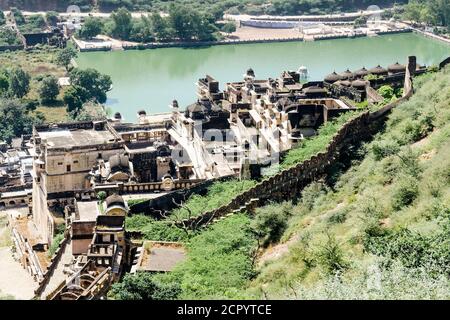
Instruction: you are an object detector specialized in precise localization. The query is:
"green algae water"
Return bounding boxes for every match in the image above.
[76,33,449,121]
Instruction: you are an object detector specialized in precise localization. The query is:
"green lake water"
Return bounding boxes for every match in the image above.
[76,33,449,121]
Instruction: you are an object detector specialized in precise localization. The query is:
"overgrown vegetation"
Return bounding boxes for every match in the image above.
[281,110,361,169]
[0,26,22,46]
[125,179,257,241]
[114,213,257,299]
[47,232,64,258]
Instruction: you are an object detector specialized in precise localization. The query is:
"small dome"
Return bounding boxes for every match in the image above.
[354,67,369,77]
[172,100,179,108]
[351,79,367,88]
[369,65,388,75]
[113,112,122,119]
[324,71,342,83]
[137,110,146,116]
[339,69,355,80]
[105,194,125,208]
[388,62,406,73]
[340,80,351,87]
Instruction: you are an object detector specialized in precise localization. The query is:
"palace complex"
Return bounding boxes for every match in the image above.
[0,57,425,299]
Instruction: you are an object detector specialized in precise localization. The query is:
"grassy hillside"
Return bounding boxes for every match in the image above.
[246,66,450,299]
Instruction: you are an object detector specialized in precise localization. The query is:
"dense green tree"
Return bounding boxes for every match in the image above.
[129,16,154,43]
[0,99,43,143]
[150,13,172,41]
[403,0,450,27]
[69,68,112,104]
[63,85,86,114]
[169,4,196,41]
[79,17,104,40]
[222,22,237,35]
[168,4,216,41]
[110,7,133,40]
[110,272,180,300]
[8,67,30,98]
[38,75,59,103]
[55,47,78,71]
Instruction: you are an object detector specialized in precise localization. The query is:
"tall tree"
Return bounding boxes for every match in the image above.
[38,75,59,103]
[69,68,112,104]
[0,99,43,143]
[79,17,104,40]
[55,47,78,71]
[150,13,172,41]
[8,67,30,98]
[111,7,133,40]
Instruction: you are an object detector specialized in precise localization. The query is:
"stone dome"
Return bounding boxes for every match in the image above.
[339,69,355,80]
[388,62,406,73]
[369,65,388,75]
[351,79,367,89]
[105,194,125,208]
[354,67,369,77]
[324,71,342,83]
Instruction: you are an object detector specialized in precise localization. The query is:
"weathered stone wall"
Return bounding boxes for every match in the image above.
[34,226,71,298]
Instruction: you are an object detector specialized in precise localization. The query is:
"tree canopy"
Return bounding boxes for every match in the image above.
[8,67,30,98]
[79,17,104,40]
[55,47,78,71]
[0,99,44,143]
[38,75,59,103]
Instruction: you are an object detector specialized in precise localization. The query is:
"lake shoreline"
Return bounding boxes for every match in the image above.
[75,28,413,53]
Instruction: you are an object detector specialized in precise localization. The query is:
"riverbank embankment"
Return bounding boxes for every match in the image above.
[74,28,413,52]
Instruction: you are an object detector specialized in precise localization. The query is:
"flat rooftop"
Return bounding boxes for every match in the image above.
[38,129,117,149]
[76,201,99,222]
[138,242,186,272]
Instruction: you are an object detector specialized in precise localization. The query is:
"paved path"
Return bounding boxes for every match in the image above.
[0,248,36,300]
[40,239,72,300]
[0,209,37,299]
[224,9,385,21]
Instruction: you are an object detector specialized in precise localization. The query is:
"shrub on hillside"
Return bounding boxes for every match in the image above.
[110,272,180,300]
[301,182,330,211]
[391,175,419,211]
[285,259,449,300]
[327,209,348,225]
[371,140,400,161]
[364,227,449,275]
[251,202,292,247]
[316,234,348,275]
